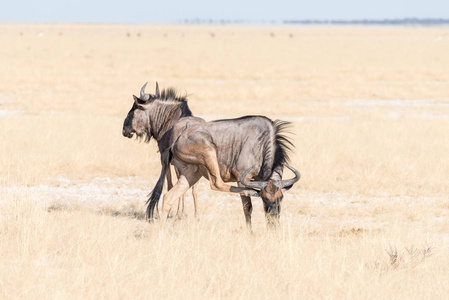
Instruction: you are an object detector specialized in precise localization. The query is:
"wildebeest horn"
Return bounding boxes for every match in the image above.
[274,164,301,189]
[140,82,150,101]
[239,166,268,190]
[155,82,160,98]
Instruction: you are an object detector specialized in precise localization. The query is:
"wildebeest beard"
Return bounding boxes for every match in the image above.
[136,128,152,143]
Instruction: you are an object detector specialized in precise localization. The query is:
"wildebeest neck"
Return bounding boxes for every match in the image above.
[149,100,192,141]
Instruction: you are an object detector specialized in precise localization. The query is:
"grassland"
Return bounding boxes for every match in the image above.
[1,24,449,299]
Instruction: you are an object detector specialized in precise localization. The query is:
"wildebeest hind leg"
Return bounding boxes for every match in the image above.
[203,149,251,194]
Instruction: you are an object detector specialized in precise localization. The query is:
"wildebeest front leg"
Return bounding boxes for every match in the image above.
[175,184,198,219]
[162,169,201,219]
[173,167,185,219]
[240,195,253,230]
[176,192,186,219]
[238,182,253,230]
[166,164,174,191]
[174,167,194,219]
[192,184,198,218]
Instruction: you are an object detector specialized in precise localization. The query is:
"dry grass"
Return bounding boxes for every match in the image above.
[2,190,449,299]
[1,24,449,299]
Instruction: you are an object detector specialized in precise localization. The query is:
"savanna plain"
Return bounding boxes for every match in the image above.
[1,24,449,299]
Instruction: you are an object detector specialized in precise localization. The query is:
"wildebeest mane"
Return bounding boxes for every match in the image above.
[159,88,187,102]
[158,88,192,117]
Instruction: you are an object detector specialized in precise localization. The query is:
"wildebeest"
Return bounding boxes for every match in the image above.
[122,82,300,228]
[122,82,200,218]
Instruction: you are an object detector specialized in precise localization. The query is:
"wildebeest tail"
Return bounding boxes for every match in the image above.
[146,149,172,221]
[260,119,294,180]
[272,120,294,187]
[274,120,294,167]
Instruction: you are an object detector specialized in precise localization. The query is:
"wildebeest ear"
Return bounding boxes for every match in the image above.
[133,95,148,105]
[155,82,160,98]
[282,184,293,191]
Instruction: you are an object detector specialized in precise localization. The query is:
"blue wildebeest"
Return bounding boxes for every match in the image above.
[122,82,200,218]
[122,82,300,228]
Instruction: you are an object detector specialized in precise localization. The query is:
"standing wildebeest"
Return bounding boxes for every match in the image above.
[122,82,200,218]
[123,82,300,228]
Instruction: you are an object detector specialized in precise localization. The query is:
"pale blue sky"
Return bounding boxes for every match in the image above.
[2,0,449,23]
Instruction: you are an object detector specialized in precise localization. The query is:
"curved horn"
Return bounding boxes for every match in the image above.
[275,164,301,189]
[155,82,160,98]
[239,166,268,190]
[140,82,150,101]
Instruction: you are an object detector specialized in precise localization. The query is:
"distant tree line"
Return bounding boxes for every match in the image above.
[283,18,449,25]
[183,19,247,24]
[182,18,449,26]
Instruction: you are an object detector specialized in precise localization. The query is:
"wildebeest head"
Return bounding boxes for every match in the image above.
[240,164,300,225]
[122,82,160,142]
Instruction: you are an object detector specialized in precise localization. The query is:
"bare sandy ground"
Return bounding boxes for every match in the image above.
[2,175,449,243]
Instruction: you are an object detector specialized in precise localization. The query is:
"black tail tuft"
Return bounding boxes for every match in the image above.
[273,120,294,169]
[146,149,172,221]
